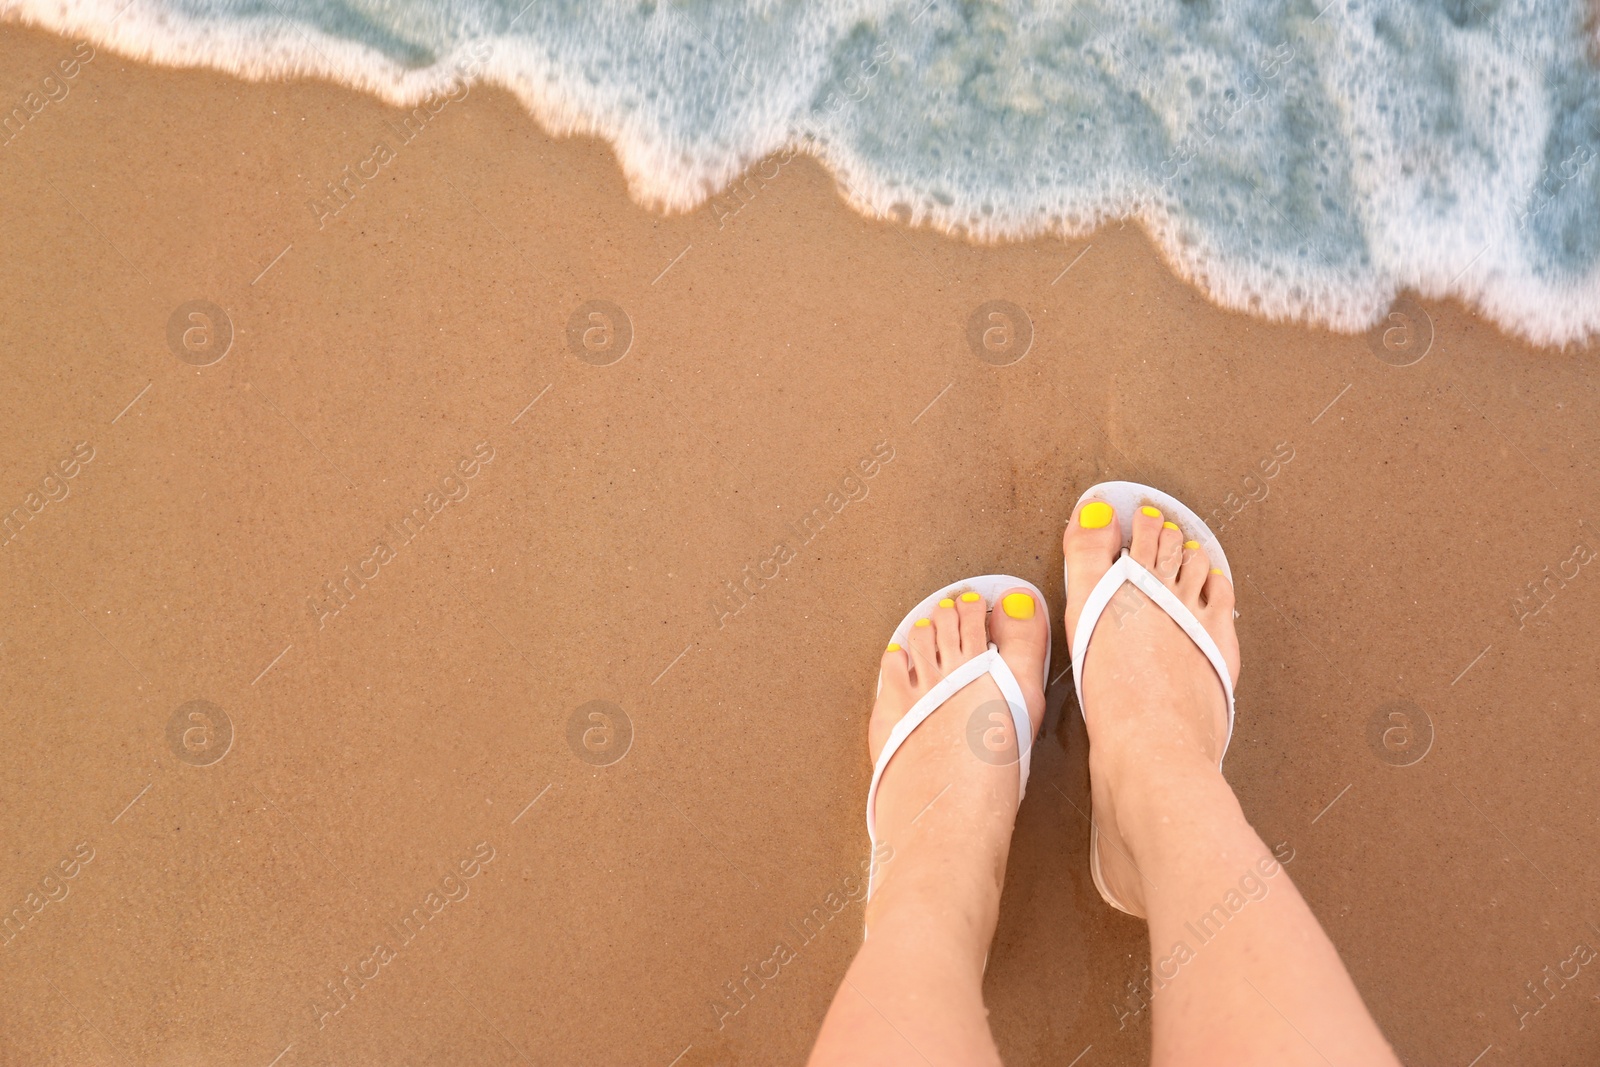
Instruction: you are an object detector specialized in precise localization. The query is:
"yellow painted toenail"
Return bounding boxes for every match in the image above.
[886,643,901,652]
[914,618,931,628]
[1001,593,1035,620]
[960,592,982,603]
[1210,568,1224,575]
[1163,520,1180,531]
[938,598,955,609]
[1080,501,1113,528]
[1141,506,1162,518]
[1184,540,1200,550]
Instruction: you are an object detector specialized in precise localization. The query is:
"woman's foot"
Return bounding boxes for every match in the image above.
[1062,499,1241,916]
[822,552,1400,1067]
[864,587,1049,941]
[812,593,1048,1066]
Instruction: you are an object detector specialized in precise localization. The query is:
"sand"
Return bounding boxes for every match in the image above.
[2,19,1599,1066]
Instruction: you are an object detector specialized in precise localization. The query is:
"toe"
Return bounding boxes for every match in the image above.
[956,590,987,654]
[881,642,913,693]
[931,596,962,664]
[907,615,939,678]
[1203,566,1235,617]
[1130,504,1164,568]
[990,588,1049,735]
[1064,499,1123,645]
[1199,568,1242,688]
[1177,539,1209,602]
[1154,521,1184,583]
[870,643,915,757]
[1064,499,1122,565]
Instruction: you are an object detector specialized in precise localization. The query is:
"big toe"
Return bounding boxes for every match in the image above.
[1063,499,1123,647]
[989,587,1050,735]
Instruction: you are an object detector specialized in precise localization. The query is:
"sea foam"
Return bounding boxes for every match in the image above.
[9,0,1598,346]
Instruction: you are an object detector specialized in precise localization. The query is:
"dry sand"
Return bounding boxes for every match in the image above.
[2,19,1599,1066]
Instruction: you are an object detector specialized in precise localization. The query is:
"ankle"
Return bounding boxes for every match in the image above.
[864,866,999,971]
[866,817,1007,931]
[1102,751,1238,856]
[1092,734,1221,835]
[1092,724,1218,794]
[873,826,1005,899]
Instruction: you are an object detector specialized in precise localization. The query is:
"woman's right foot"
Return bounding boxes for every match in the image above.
[1062,498,1241,916]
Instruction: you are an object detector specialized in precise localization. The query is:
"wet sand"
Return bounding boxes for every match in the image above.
[2,19,1599,1066]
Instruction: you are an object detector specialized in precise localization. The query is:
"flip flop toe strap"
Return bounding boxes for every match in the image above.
[865,646,1032,898]
[1069,553,1236,760]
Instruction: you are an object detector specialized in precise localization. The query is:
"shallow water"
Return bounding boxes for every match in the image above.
[14,0,1599,345]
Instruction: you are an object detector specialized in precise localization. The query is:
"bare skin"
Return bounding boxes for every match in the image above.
[809,500,1403,1067]
[809,586,1048,1067]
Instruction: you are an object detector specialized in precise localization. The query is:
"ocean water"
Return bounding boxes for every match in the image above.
[11,0,1599,346]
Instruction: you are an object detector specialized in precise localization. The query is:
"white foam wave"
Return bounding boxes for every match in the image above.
[8,0,1598,346]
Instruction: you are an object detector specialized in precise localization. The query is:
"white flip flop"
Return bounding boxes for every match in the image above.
[865,574,1052,902]
[1065,481,1237,918]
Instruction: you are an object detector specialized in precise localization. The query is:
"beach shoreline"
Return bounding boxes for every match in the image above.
[3,18,1600,1067]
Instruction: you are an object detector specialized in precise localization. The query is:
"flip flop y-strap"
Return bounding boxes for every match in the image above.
[865,645,1032,899]
[1070,552,1235,753]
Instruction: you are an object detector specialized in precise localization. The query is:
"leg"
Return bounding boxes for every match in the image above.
[1065,500,1402,1067]
[809,588,1049,1067]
